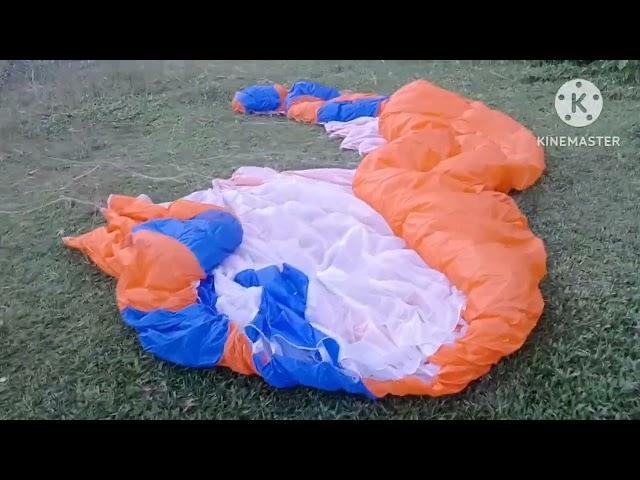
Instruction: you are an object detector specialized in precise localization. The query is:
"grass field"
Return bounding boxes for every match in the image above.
[0,60,638,419]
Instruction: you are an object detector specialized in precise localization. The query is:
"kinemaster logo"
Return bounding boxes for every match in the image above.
[537,78,621,148]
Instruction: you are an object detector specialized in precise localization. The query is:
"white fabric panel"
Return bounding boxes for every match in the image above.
[324,116,387,155]
[184,167,466,382]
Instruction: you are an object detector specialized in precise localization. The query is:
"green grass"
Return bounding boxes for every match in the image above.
[1,60,638,419]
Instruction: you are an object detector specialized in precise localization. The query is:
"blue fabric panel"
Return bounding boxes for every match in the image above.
[235,264,307,318]
[118,210,241,371]
[120,306,229,368]
[132,210,242,273]
[284,81,341,112]
[235,85,283,114]
[120,274,229,368]
[196,273,217,306]
[237,264,374,398]
[316,96,388,123]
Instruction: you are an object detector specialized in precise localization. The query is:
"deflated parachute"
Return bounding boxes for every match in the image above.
[65,78,546,398]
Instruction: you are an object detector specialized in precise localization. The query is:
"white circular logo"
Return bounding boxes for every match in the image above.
[554,79,603,127]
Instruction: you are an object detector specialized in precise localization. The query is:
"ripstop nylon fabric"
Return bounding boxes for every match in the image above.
[64,78,546,398]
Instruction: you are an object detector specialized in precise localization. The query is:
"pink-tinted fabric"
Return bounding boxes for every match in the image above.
[324,117,387,156]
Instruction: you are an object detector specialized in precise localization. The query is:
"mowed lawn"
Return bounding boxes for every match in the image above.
[0,60,638,419]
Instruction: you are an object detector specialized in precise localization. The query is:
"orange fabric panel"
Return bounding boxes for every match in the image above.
[218,323,257,375]
[287,99,324,123]
[63,202,143,278]
[378,98,389,115]
[287,95,322,106]
[106,195,170,222]
[167,199,232,219]
[332,92,380,102]
[64,196,227,312]
[231,98,245,114]
[360,128,460,174]
[274,83,288,111]
[353,79,546,397]
[65,196,224,279]
[107,195,229,221]
[378,80,470,140]
[450,105,545,190]
[64,221,132,278]
[115,230,202,312]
